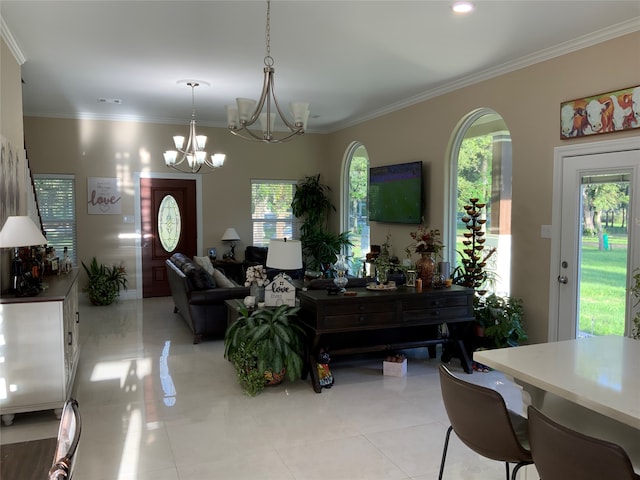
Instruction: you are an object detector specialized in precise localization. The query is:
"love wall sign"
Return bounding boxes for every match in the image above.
[87,177,122,214]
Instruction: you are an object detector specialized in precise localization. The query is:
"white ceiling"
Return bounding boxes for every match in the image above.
[2,1,639,133]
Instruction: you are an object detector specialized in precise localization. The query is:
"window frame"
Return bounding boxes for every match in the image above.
[250,179,297,247]
[341,142,370,276]
[33,174,77,265]
[448,108,512,295]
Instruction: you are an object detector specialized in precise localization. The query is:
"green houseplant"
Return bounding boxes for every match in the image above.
[291,174,352,274]
[224,305,306,395]
[451,198,527,348]
[475,294,527,348]
[81,257,127,306]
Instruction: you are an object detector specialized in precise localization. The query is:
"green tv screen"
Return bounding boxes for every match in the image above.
[368,161,423,224]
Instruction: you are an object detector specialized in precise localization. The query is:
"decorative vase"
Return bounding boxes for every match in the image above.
[333,254,349,291]
[416,251,436,287]
[250,284,265,303]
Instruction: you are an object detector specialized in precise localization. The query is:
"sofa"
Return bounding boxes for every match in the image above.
[166,253,250,343]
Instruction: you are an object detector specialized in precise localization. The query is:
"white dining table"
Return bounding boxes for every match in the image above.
[474,336,640,472]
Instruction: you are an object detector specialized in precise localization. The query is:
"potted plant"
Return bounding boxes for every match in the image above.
[475,293,527,348]
[291,174,352,275]
[451,198,527,348]
[224,305,306,396]
[81,257,127,306]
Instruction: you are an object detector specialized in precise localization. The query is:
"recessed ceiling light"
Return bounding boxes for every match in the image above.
[452,1,475,14]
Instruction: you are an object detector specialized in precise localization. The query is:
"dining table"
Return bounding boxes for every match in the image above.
[474,336,640,473]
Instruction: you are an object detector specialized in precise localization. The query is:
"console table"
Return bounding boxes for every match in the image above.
[297,285,475,392]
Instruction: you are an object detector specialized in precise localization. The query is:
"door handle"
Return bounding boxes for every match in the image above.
[557,275,568,284]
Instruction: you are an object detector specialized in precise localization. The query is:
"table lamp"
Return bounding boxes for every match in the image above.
[0,216,48,294]
[221,227,240,260]
[266,238,302,281]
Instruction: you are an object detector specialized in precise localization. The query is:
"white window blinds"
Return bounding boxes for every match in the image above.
[251,179,299,247]
[33,175,77,265]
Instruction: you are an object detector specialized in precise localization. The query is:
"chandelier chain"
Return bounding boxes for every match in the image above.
[264,0,273,66]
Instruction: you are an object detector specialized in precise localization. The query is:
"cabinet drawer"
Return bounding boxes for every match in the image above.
[323,300,395,317]
[402,305,472,325]
[324,311,396,329]
[402,293,470,311]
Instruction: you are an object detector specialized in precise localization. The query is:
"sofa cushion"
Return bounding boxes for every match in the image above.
[212,268,235,288]
[193,255,214,275]
[170,252,191,270]
[182,262,217,290]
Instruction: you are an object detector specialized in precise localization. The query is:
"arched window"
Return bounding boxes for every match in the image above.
[342,142,370,277]
[449,109,512,295]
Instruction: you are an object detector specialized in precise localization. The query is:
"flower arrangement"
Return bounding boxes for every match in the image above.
[406,220,443,256]
[244,265,268,287]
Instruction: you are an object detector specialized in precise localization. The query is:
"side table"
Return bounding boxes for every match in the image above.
[212,260,244,284]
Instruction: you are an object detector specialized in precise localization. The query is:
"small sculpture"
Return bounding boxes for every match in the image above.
[317,348,334,388]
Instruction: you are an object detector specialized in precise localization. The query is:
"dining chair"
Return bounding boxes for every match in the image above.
[48,398,82,480]
[438,364,533,480]
[527,406,640,480]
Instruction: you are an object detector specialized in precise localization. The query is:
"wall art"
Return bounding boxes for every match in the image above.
[561,85,639,139]
[87,177,122,214]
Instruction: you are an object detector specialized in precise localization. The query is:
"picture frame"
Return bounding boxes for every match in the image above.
[560,85,639,139]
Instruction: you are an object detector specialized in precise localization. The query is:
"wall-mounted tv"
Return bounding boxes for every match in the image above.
[368,161,423,224]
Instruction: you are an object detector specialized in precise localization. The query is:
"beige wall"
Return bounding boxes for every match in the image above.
[23,116,330,291]
[0,37,25,290]
[328,31,640,343]
[20,31,640,342]
[1,38,24,148]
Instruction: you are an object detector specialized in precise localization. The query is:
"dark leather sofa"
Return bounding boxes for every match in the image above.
[166,253,250,343]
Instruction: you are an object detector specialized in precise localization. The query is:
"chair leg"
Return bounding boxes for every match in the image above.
[505,462,510,480]
[511,461,533,480]
[438,426,453,480]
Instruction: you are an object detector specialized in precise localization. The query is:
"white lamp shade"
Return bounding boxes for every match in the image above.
[236,98,257,121]
[163,150,178,165]
[226,105,239,128]
[266,238,302,270]
[211,154,226,167]
[221,228,240,242]
[173,135,185,149]
[195,135,207,149]
[0,216,48,248]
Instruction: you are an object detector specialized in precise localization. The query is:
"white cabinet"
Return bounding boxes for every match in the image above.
[0,269,79,425]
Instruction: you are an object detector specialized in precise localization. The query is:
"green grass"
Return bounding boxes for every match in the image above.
[579,239,628,336]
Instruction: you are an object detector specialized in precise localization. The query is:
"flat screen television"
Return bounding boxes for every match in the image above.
[368,161,423,224]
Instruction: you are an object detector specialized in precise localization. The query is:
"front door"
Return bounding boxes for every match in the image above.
[141,178,197,297]
[553,141,640,340]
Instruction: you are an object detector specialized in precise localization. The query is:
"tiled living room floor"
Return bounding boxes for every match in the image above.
[1,296,527,480]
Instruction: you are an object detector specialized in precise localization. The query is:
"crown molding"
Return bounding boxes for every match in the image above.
[0,17,26,65]
[330,17,640,132]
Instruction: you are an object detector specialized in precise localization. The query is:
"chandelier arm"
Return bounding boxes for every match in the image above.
[240,67,273,128]
[268,74,302,132]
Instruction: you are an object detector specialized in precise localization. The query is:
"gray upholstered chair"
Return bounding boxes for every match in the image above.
[438,364,532,480]
[528,406,640,480]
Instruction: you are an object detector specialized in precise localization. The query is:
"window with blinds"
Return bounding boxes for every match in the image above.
[33,175,77,265]
[251,179,299,247]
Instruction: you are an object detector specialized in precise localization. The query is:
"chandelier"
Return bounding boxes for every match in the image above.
[164,81,226,173]
[226,0,309,143]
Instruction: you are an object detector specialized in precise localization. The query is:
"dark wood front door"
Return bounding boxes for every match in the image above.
[141,178,197,297]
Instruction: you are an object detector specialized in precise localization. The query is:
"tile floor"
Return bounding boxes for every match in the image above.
[1,296,527,480]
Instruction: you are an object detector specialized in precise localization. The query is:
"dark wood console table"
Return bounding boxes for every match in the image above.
[297,285,475,392]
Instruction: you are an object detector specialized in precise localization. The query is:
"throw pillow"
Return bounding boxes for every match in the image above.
[212,268,236,289]
[193,255,214,275]
[183,262,216,290]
